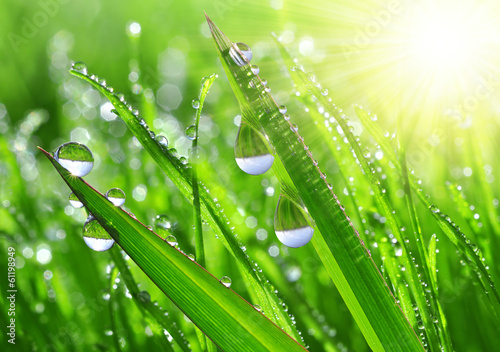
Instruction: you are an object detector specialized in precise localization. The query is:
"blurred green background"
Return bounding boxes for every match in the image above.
[1,0,500,351]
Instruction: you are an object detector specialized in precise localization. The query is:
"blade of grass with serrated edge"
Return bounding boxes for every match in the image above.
[68,69,303,344]
[39,147,307,352]
[108,248,191,352]
[353,105,500,314]
[206,15,423,352]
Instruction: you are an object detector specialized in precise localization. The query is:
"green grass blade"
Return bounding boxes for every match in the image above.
[39,147,307,352]
[68,68,303,343]
[206,15,423,352]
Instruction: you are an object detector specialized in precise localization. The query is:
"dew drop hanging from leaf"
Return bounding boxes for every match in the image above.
[106,188,126,206]
[69,192,83,208]
[229,42,252,66]
[54,142,94,177]
[83,217,115,251]
[274,195,314,248]
[234,122,274,175]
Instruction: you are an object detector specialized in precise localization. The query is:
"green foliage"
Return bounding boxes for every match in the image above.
[1,2,500,352]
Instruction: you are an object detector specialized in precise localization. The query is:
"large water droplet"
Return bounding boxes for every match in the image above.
[83,217,115,251]
[274,195,314,248]
[229,42,252,66]
[234,123,274,175]
[185,125,196,140]
[71,62,88,75]
[165,235,177,246]
[106,188,126,206]
[69,192,83,208]
[220,276,232,287]
[54,142,94,177]
[156,135,169,148]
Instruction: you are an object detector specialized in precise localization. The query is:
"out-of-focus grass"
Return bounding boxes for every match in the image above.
[1,0,500,351]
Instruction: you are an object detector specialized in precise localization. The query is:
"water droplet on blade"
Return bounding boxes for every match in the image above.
[106,188,126,206]
[220,276,232,287]
[69,192,83,208]
[71,62,88,75]
[192,99,200,109]
[279,105,287,114]
[54,142,94,177]
[155,214,173,239]
[229,42,252,66]
[185,124,196,140]
[165,235,177,246]
[234,123,274,175]
[274,195,314,248]
[83,217,115,251]
[250,65,260,75]
[156,135,169,148]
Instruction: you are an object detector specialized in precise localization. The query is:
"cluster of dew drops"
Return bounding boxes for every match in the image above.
[228,41,314,248]
[54,139,241,290]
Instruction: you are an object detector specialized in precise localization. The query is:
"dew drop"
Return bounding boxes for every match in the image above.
[165,235,177,246]
[320,88,329,96]
[220,276,232,288]
[156,135,169,148]
[54,142,94,177]
[137,290,151,303]
[185,125,196,140]
[83,217,115,252]
[250,65,260,75]
[274,195,314,248]
[229,42,252,66]
[155,215,172,239]
[71,62,88,75]
[69,192,83,208]
[106,188,126,206]
[279,105,287,114]
[192,99,200,109]
[253,304,262,312]
[187,254,195,261]
[234,123,274,175]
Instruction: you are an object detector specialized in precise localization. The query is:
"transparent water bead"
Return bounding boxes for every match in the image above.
[229,42,252,66]
[155,214,173,239]
[83,217,115,251]
[234,123,274,175]
[185,125,196,140]
[69,192,83,208]
[278,105,287,114]
[274,195,314,248]
[192,99,200,109]
[106,188,126,206]
[71,62,88,75]
[220,276,232,288]
[54,142,94,177]
[165,235,177,246]
[250,65,260,75]
[156,135,169,148]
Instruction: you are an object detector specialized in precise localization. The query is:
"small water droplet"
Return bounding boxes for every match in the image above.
[69,192,83,208]
[116,93,125,102]
[54,142,94,177]
[186,125,196,140]
[253,304,262,312]
[192,99,200,109]
[106,188,126,206]
[220,276,232,287]
[429,205,440,213]
[279,105,287,114]
[274,195,314,248]
[165,235,177,246]
[261,79,268,86]
[155,215,172,238]
[187,254,195,261]
[320,88,329,96]
[156,135,169,148]
[234,123,274,175]
[71,62,88,75]
[137,290,150,303]
[229,42,252,66]
[83,217,114,251]
[250,65,260,75]
[306,72,316,82]
[283,114,290,121]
